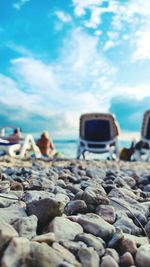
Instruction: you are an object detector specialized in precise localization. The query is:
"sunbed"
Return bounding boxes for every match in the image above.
[76,113,120,160]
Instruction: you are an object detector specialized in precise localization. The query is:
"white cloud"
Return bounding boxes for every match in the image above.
[55,11,72,23]
[0,73,37,109]
[73,0,101,16]
[0,28,119,135]
[13,0,30,10]
[72,0,150,59]
[2,22,150,136]
[6,42,33,57]
[132,27,150,61]
[116,84,150,100]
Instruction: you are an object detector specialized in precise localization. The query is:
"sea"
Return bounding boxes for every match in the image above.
[53,139,131,159]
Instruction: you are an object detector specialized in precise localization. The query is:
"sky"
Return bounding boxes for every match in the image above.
[0,0,150,139]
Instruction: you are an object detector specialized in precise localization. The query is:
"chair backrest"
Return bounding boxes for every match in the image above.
[141,110,150,140]
[79,113,119,142]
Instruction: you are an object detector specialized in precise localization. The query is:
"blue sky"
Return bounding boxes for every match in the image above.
[0,0,150,139]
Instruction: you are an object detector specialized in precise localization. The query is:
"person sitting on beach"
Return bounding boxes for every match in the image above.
[36,131,55,158]
[7,128,23,143]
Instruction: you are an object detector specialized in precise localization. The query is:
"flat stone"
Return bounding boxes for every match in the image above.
[28,242,63,267]
[1,237,30,267]
[68,213,115,241]
[123,233,149,246]
[96,204,116,224]
[75,233,105,256]
[23,190,55,203]
[101,255,119,267]
[65,200,87,215]
[120,237,137,255]
[78,247,99,267]
[105,248,119,263]
[48,217,83,241]
[120,252,135,267]
[135,244,150,267]
[13,215,38,239]
[0,223,18,252]
[82,186,109,206]
[52,242,81,266]
[114,213,142,235]
[60,240,87,255]
[0,204,27,224]
[32,232,56,244]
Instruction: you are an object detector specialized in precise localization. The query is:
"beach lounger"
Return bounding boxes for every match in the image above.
[0,138,21,157]
[0,134,41,159]
[76,113,120,160]
[133,110,150,161]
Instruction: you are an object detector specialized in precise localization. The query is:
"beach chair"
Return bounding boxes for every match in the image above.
[0,128,41,158]
[76,113,120,160]
[0,138,21,157]
[133,110,150,161]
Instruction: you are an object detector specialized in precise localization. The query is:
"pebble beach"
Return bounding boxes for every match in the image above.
[0,156,150,267]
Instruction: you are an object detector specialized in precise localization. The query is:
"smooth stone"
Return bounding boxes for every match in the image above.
[23,190,55,203]
[82,186,109,206]
[109,188,139,202]
[108,228,124,248]
[66,184,82,194]
[48,217,83,241]
[28,242,63,267]
[27,178,55,191]
[75,233,105,256]
[55,193,70,205]
[1,237,30,267]
[68,213,115,241]
[0,223,19,252]
[0,181,10,193]
[27,198,64,228]
[101,255,119,267]
[95,204,116,224]
[120,252,135,267]
[120,237,137,255]
[105,248,119,264]
[52,242,81,266]
[135,244,150,267]
[59,262,80,267]
[144,220,150,238]
[124,233,149,246]
[44,169,59,182]
[10,181,23,191]
[60,240,87,255]
[85,167,105,180]
[65,200,87,215]
[32,232,56,244]
[115,175,136,188]
[13,215,38,239]
[114,213,142,235]
[0,204,27,224]
[56,179,66,188]
[0,193,19,208]
[78,247,99,267]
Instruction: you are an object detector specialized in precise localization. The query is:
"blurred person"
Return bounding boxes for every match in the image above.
[36,131,55,158]
[7,128,23,143]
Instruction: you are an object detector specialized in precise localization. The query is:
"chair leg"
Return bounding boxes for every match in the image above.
[82,151,85,160]
[77,146,81,160]
[132,149,141,161]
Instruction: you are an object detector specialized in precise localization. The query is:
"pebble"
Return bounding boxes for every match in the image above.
[0,159,150,267]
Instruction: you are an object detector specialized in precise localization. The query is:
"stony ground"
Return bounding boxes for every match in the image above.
[0,156,150,267]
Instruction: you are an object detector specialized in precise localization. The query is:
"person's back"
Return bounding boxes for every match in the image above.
[36,131,55,158]
[7,128,22,143]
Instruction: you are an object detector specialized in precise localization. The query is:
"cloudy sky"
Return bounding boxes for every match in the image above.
[0,0,150,139]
